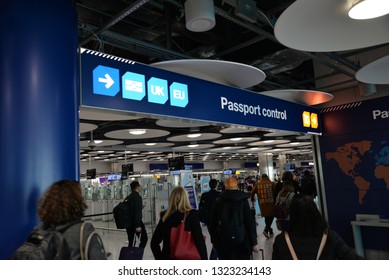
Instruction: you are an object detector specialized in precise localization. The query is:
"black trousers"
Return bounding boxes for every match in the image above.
[126,221,148,248]
[217,244,251,260]
[264,216,274,232]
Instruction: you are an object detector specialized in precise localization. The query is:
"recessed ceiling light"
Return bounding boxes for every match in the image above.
[348,0,389,20]
[89,140,103,144]
[188,144,199,148]
[263,140,274,143]
[230,137,242,141]
[145,143,156,146]
[187,133,202,138]
[129,129,146,135]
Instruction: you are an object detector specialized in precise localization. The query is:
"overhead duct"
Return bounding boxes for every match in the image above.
[234,0,257,23]
[221,0,258,23]
[252,49,309,74]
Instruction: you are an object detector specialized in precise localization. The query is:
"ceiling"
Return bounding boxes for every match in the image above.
[76,0,387,166]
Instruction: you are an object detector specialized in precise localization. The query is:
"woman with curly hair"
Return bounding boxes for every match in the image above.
[37,180,107,259]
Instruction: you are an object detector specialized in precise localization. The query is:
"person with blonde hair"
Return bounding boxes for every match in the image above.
[210,177,259,259]
[150,186,207,259]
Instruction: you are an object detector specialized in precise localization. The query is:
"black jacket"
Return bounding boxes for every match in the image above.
[209,190,257,252]
[272,229,363,260]
[126,191,143,228]
[150,210,207,260]
[198,189,220,224]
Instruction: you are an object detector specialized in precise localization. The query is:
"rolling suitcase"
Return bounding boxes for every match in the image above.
[118,234,144,260]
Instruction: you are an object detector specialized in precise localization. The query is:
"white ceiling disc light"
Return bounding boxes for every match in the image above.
[274,0,389,52]
[105,129,170,139]
[258,89,333,106]
[129,129,146,135]
[151,59,266,89]
[80,123,98,133]
[185,0,215,32]
[355,54,389,84]
[187,133,202,138]
[348,0,389,20]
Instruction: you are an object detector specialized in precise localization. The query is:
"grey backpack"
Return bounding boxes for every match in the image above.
[11,226,69,260]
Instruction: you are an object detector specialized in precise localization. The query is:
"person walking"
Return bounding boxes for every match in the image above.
[126,180,148,249]
[300,170,317,199]
[272,194,364,260]
[274,181,295,231]
[274,170,300,201]
[198,178,220,259]
[150,186,207,260]
[14,180,107,259]
[251,174,276,239]
[210,177,259,260]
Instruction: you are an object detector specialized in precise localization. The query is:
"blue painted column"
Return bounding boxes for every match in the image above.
[0,0,79,259]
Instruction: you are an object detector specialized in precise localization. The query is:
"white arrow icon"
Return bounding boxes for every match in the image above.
[98,73,114,89]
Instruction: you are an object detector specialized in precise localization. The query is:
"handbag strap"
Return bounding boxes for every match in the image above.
[284,231,298,260]
[133,232,141,247]
[284,231,328,260]
[316,233,328,260]
[79,222,86,260]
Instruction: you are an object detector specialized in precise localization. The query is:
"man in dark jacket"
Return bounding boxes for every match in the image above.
[198,178,220,259]
[210,177,259,260]
[300,170,317,199]
[126,180,148,248]
[199,179,220,225]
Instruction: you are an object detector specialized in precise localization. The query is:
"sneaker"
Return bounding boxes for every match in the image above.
[263,230,270,239]
[269,229,274,237]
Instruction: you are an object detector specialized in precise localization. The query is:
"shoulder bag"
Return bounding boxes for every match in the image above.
[284,231,327,260]
[79,222,106,260]
[170,211,201,260]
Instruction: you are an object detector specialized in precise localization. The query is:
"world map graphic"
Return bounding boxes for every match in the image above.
[325,140,389,205]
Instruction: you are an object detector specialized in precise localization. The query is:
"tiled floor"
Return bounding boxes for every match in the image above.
[89,214,280,260]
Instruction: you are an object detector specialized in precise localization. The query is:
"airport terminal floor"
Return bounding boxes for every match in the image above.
[88,212,279,260]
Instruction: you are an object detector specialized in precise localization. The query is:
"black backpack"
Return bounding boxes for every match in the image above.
[113,196,131,229]
[11,226,69,260]
[215,198,246,244]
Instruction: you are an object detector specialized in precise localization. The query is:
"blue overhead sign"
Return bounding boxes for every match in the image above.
[93,65,120,96]
[80,48,322,134]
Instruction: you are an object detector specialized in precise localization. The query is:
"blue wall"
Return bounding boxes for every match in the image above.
[0,0,79,259]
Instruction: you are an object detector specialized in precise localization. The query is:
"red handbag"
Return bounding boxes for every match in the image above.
[170,212,201,260]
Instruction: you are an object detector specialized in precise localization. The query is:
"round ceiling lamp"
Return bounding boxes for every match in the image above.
[355,54,389,84]
[185,0,216,32]
[348,0,389,20]
[129,129,146,135]
[274,0,389,52]
[151,59,266,88]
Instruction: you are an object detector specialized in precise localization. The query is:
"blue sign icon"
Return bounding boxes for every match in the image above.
[170,82,189,108]
[122,72,146,101]
[147,77,168,104]
[93,65,120,96]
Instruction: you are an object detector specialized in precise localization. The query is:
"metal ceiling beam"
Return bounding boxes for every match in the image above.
[213,6,356,79]
[97,28,192,60]
[80,0,152,46]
